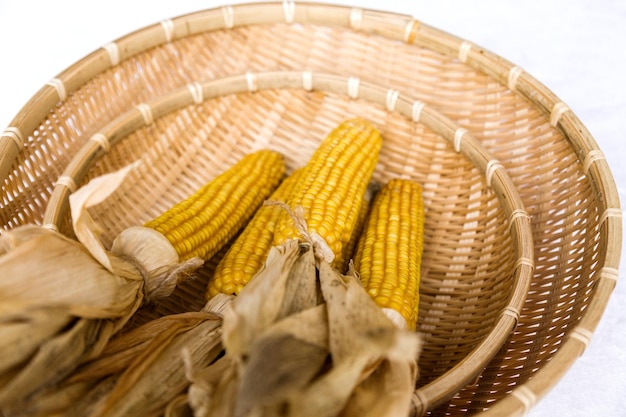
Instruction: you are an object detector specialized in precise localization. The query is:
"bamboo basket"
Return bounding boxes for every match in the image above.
[0,2,621,416]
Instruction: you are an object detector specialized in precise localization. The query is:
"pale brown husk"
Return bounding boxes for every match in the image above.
[181,236,422,417]
[0,165,205,415]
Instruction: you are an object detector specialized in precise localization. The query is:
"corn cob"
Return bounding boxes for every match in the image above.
[144,150,286,262]
[207,168,304,298]
[272,118,382,265]
[353,178,425,330]
[334,190,372,273]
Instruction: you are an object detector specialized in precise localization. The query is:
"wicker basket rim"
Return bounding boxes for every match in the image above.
[0,2,621,415]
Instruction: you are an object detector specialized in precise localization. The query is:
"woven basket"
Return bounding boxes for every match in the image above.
[0,2,621,416]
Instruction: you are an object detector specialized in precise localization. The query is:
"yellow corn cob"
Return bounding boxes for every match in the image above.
[144,150,286,262]
[353,178,425,330]
[334,190,373,273]
[207,168,304,298]
[272,118,382,265]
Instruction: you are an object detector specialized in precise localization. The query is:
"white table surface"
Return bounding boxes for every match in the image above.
[1,1,624,416]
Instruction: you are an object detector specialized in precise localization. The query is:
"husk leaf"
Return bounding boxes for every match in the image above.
[81,312,223,417]
[173,239,322,417]
[69,162,139,272]
[221,239,304,360]
[180,207,421,417]
[341,358,418,417]
[0,317,116,411]
[0,226,142,318]
[284,261,421,417]
[186,355,240,417]
[234,305,329,417]
[0,163,206,414]
[0,306,71,375]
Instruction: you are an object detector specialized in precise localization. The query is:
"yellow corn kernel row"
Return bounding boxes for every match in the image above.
[273,118,383,265]
[144,150,286,262]
[353,178,425,330]
[334,190,373,273]
[207,168,304,298]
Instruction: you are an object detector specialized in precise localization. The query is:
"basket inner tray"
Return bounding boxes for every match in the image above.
[40,72,532,413]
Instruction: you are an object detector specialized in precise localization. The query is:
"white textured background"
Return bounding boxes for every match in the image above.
[1,2,624,416]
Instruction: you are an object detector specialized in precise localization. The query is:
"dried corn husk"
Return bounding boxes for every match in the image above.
[288,261,420,417]
[76,311,225,417]
[0,161,421,417]
[0,164,204,414]
[221,240,319,359]
[181,211,422,417]
[17,297,229,417]
[176,240,321,417]
[69,240,314,417]
[9,236,314,417]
